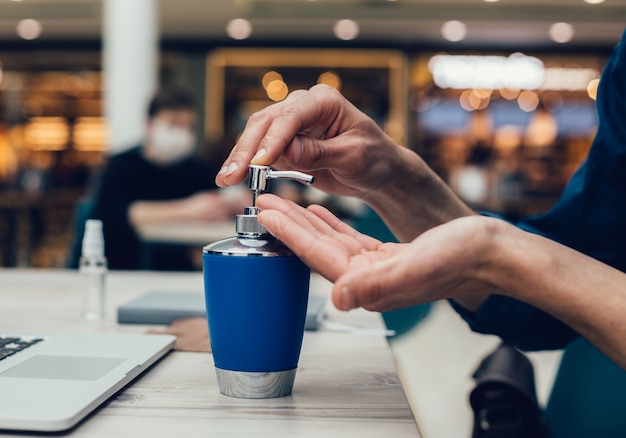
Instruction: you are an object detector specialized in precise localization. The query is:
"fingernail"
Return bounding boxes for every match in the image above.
[340,286,356,311]
[225,162,239,177]
[251,148,266,163]
[217,165,227,176]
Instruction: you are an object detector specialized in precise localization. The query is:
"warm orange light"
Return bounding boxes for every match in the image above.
[587,78,600,100]
[24,117,69,150]
[262,71,283,90]
[499,87,520,100]
[460,90,474,111]
[472,88,492,99]
[317,71,341,90]
[73,117,108,151]
[266,80,289,101]
[517,91,539,112]
[525,110,558,147]
[459,90,489,111]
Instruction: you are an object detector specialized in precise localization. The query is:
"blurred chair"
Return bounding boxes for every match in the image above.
[350,204,431,338]
[545,338,626,438]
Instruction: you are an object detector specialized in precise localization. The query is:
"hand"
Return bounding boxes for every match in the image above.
[256,194,500,312]
[216,85,410,199]
[216,84,473,245]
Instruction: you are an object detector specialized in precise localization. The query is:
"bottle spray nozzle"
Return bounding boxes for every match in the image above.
[80,219,106,322]
[82,219,105,258]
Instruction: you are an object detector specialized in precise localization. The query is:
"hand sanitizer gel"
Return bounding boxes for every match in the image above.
[203,165,314,398]
[80,219,107,321]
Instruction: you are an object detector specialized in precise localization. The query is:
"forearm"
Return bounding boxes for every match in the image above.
[362,145,485,310]
[363,146,476,242]
[487,225,626,368]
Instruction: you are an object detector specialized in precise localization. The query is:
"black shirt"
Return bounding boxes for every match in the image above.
[91,146,220,270]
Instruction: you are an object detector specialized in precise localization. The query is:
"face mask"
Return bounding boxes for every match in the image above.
[146,120,195,165]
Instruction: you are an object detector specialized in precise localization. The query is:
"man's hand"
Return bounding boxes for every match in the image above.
[257,194,498,312]
[216,85,406,199]
[216,84,474,245]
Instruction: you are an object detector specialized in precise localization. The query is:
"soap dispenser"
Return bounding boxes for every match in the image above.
[202,165,314,399]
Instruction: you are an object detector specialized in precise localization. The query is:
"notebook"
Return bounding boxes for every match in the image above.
[0,331,175,432]
[117,291,328,330]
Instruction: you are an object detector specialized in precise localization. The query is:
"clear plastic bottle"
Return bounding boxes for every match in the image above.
[79,219,107,321]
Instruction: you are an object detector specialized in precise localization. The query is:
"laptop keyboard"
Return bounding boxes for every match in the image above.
[0,336,44,361]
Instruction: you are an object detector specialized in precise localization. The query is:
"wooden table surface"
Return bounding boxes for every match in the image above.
[0,269,420,438]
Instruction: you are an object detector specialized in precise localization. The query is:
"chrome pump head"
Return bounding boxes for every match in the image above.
[247,165,315,208]
[236,165,315,237]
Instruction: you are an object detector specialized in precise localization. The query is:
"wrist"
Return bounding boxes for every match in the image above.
[473,219,542,302]
[449,217,508,312]
[363,147,474,241]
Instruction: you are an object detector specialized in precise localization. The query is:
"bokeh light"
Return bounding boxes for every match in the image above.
[441,20,467,42]
[587,78,600,100]
[266,79,288,101]
[500,87,521,100]
[262,71,283,89]
[542,90,564,111]
[226,18,253,40]
[333,19,359,40]
[517,90,540,112]
[17,19,42,40]
[317,71,341,90]
[459,89,490,111]
[549,22,575,43]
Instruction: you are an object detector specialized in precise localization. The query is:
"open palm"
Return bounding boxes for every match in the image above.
[257,194,500,312]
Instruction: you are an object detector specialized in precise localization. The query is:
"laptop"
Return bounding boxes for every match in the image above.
[0,331,175,432]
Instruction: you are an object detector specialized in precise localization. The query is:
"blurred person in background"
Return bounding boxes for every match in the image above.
[91,88,246,270]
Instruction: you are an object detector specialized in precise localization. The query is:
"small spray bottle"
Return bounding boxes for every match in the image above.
[203,165,314,398]
[80,219,107,321]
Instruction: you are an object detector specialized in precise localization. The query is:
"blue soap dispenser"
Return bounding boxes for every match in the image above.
[202,165,315,398]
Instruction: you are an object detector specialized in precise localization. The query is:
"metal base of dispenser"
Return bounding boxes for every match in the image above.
[215,367,297,399]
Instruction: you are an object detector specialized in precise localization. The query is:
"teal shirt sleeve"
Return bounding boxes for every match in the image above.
[450,28,626,351]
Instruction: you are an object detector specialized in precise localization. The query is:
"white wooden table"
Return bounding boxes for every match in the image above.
[0,269,420,438]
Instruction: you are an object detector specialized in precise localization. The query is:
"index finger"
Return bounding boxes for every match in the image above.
[215,90,308,187]
[217,85,344,187]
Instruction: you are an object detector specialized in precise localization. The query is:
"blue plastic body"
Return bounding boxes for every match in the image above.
[203,253,310,372]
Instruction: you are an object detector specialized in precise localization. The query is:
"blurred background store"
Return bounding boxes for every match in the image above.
[0,0,623,268]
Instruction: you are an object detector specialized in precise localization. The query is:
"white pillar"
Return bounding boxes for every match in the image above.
[103,0,158,154]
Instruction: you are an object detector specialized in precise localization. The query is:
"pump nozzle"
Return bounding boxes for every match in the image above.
[248,165,314,207]
[236,165,315,237]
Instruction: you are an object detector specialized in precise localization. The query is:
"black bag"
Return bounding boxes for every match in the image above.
[470,342,550,438]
